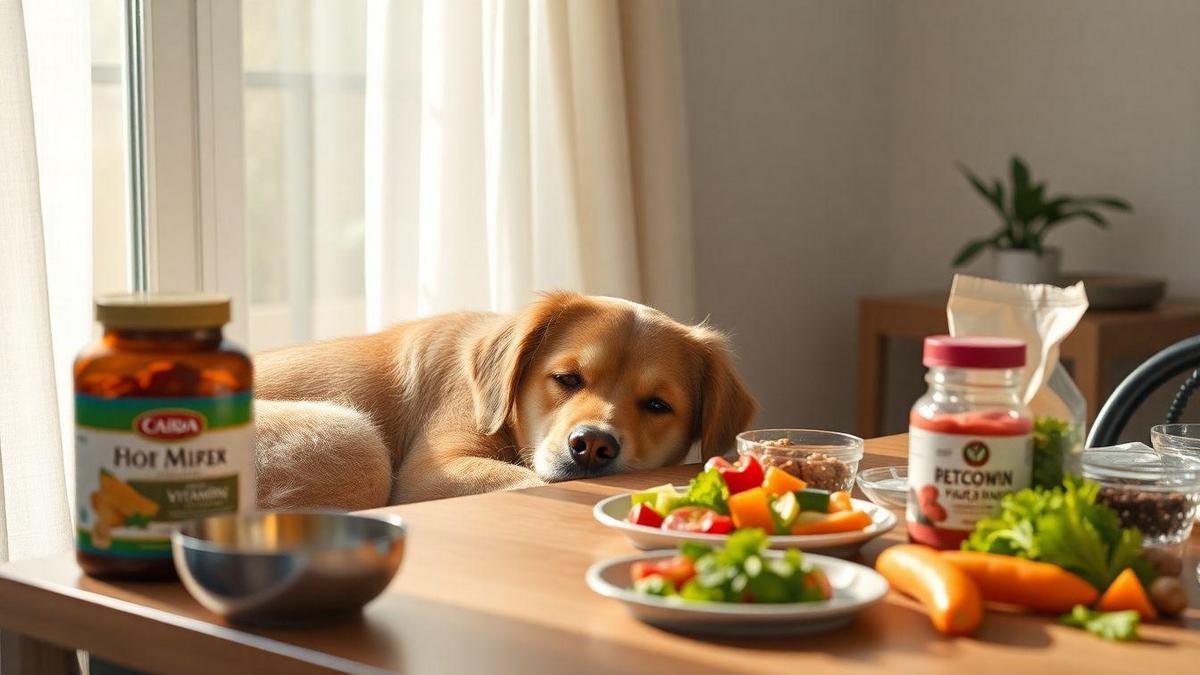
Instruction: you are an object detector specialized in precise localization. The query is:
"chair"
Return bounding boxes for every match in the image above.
[1087,335,1200,447]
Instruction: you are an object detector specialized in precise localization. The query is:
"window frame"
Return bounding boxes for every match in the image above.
[130,0,248,343]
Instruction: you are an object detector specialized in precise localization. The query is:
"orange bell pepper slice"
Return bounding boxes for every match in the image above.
[762,466,807,496]
[828,490,853,512]
[727,487,775,532]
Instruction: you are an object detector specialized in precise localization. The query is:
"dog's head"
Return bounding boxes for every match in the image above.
[471,292,756,481]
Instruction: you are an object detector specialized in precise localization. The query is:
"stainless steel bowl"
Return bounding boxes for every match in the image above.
[172,511,406,625]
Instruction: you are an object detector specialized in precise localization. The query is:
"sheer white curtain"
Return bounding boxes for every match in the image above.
[0,0,90,562]
[362,0,695,328]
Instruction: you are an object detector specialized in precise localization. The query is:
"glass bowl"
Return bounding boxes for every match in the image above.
[1082,442,1200,546]
[856,466,908,512]
[736,429,864,492]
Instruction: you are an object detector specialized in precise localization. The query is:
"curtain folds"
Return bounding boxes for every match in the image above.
[364,0,695,328]
[0,0,88,563]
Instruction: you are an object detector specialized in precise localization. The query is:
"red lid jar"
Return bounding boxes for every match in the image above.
[906,336,1033,549]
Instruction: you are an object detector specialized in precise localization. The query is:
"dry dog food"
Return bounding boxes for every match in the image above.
[75,294,254,580]
[754,438,851,492]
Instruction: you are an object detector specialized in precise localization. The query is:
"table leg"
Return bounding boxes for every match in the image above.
[857,307,886,438]
[0,630,78,675]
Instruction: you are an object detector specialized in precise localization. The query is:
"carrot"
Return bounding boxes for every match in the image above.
[727,487,774,531]
[940,551,1098,613]
[828,491,853,513]
[876,544,983,635]
[790,509,872,535]
[762,466,806,496]
[1095,568,1157,620]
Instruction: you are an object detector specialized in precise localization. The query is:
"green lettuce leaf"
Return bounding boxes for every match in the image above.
[676,468,730,515]
[1060,605,1140,641]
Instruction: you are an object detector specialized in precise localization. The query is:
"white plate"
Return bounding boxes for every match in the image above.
[593,487,897,557]
[586,550,888,636]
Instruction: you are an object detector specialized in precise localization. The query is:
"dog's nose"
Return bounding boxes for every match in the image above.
[568,425,621,469]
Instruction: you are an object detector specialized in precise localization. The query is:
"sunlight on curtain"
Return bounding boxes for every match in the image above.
[244,0,695,351]
[0,0,89,562]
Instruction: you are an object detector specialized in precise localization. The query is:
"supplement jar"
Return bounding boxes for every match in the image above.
[907,336,1032,549]
[75,294,254,579]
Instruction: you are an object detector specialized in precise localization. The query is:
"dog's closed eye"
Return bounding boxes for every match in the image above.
[642,398,672,414]
[552,372,583,390]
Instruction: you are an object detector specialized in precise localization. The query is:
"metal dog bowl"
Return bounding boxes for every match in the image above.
[172,511,406,625]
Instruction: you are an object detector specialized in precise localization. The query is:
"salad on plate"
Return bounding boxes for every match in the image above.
[626,454,873,537]
[631,529,831,604]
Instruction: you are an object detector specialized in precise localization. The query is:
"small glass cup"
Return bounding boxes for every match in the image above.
[1152,424,1200,527]
[736,429,864,492]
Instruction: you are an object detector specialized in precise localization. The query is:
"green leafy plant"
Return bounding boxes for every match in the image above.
[954,155,1131,266]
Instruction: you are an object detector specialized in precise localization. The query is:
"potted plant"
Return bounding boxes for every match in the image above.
[953,156,1131,284]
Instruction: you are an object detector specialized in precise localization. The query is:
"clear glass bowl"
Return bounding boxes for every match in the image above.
[736,429,863,492]
[1082,442,1200,546]
[856,466,908,512]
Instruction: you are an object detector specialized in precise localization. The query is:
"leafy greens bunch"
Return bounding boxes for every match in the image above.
[962,476,1154,591]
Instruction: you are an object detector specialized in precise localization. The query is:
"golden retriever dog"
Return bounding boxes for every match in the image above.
[252,292,756,510]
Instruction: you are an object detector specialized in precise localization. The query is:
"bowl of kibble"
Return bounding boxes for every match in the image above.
[736,429,864,492]
[1082,441,1200,546]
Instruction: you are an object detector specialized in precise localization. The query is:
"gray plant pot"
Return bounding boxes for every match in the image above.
[990,248,1061,285]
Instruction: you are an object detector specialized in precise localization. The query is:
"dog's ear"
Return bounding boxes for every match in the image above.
[470,291,579,435]
[692,327,757,459]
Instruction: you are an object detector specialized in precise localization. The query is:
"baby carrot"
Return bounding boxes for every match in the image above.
[940,551,1098,613]
[876,544,983,636]
[1095,568,1158,620]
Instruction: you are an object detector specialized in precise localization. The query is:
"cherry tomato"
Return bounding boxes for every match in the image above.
[625,503,665,528]
[631,555,696,589]
[703,454,765,495]
[662,507,735,534]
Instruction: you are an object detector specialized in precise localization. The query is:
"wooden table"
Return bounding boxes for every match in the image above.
[0,436,1196,674]
[857,294,1200,438]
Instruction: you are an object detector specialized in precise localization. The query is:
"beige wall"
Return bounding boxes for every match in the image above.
[681,1,1200,435]
[681,0,895,430]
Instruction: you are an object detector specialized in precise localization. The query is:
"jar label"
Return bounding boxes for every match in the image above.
[906,425,1031,548]
[75,392,254,558]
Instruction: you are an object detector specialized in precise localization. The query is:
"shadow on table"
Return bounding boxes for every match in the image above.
[655,599,1054,664]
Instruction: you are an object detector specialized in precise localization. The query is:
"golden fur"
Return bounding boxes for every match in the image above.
[253,292,756,509]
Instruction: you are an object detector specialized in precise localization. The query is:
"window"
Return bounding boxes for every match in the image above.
[242,1,370,351]
[97,1,410,352]
[90,0,130,297]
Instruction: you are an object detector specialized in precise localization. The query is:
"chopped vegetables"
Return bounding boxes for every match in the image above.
[631,556,696,589]
[704,455,765,495]
[626,503,664,528]
[1060,605,1140,641]
[1095,568,1157,621]
[795,488,831,513]
[875,544,983,636]
[728,488,774,531]
[829,491,853,513]
[762,466,806,496]
[676,469,729,514]
[791,510,873,536]
[622,456,873,537]
[662,507,733,534]
[629,529,833,604]
[940,551,1098,613]
[961,476,1155,591]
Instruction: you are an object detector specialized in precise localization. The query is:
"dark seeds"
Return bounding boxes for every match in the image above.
[1096,487,1196,540]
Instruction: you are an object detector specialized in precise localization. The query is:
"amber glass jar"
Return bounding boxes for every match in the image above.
[74,294,254,580]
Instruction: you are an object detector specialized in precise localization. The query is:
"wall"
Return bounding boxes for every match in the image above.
[681,1,1200,436]
[681,0,896,430]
